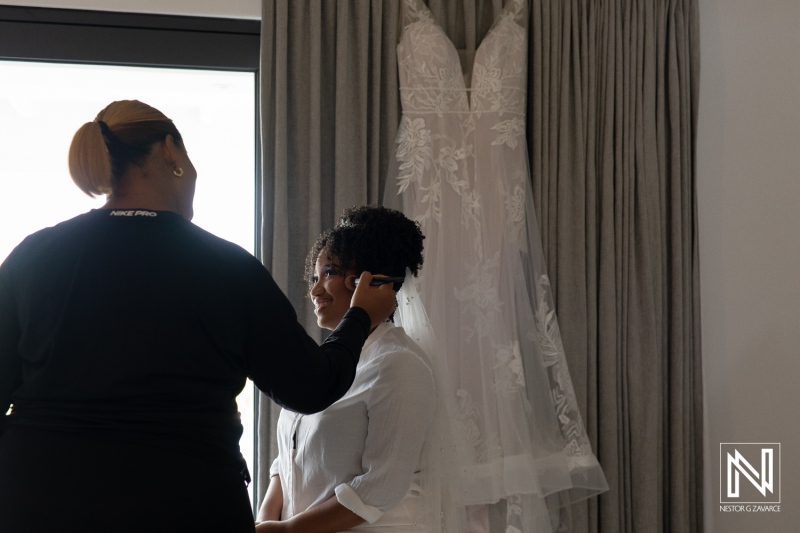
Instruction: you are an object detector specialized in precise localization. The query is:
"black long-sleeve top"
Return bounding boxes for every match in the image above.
[0,208,369,469]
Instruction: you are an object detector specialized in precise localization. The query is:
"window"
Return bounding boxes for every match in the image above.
[0,61,256,258]
[0,5,262,509]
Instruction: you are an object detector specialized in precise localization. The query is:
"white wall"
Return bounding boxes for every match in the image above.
[698,0,800,531]
[0,0,259,19]
[5,0,799,530]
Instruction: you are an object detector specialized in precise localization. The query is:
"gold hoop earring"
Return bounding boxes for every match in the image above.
[174,167,184,177]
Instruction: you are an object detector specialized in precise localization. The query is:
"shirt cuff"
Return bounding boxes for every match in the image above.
[334,483,384,524]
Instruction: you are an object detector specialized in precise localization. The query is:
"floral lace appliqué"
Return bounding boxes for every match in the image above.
[396,117,432,195]
[491,117,526,148]
[493,341,526,394]
[455,252,503,341]
[533,275,590,456]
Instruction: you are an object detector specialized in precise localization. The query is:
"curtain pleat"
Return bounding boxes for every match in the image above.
[259,1,701,531]
[526,1,701,532]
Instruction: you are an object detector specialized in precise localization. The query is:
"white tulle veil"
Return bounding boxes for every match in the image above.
[394,269,469,533]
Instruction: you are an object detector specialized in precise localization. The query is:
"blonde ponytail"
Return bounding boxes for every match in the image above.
[67,100,182,198]
[68,120,113,197]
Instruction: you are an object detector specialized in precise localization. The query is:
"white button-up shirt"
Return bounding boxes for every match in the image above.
[270,322,436,531]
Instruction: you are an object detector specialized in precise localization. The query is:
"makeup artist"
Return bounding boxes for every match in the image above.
[0,100,396,532]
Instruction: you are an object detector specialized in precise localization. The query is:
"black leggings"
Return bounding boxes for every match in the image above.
[0,425,254,532]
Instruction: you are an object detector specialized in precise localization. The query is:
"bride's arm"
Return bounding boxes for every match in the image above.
[256,475,284,523]
[256,495,363,533]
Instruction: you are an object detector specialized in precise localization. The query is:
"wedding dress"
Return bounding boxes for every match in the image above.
[386,0,608,530]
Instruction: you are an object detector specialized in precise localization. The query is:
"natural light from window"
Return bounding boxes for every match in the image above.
[0,60,258,503]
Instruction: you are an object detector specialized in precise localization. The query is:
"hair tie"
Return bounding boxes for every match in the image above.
[95,119,111,138]
[94,120,119,155]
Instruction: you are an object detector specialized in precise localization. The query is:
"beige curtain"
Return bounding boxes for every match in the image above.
[258,1,702,531]
[526,1,702,531]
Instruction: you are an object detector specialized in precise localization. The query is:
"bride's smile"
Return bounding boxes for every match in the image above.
[309,247,355,330]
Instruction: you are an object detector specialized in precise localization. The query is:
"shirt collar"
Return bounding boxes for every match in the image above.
[362,321,395,352]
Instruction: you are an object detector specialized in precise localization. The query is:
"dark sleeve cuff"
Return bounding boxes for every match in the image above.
[341,307,371,338]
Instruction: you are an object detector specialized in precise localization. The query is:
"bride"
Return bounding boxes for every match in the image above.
[256,205,465,533]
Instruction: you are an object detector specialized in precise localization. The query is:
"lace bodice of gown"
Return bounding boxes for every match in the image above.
[389,0,608,521]
[398,0,526,117]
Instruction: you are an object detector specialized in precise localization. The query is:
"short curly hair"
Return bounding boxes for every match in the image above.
[305,205,425,291]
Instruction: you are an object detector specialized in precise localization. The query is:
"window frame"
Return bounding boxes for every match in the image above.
[0,5,259,70]
[0,4,264,513]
